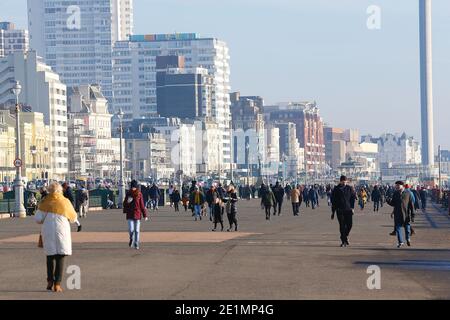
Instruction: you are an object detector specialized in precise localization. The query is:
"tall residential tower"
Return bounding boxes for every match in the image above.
[27,0,134,106]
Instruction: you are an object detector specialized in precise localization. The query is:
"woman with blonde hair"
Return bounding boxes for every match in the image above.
[35,182,78,292]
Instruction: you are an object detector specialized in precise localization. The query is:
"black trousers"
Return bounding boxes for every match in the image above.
[374,201,380,211]
[265,206,272,220]
[47,255,66,283]
[292,202,300,215]
[276,200,283,215]
[174,202,179,212]
[227,212,238,229]
[337,211,353,243]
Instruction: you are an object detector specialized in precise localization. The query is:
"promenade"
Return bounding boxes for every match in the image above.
[0,199,449,300]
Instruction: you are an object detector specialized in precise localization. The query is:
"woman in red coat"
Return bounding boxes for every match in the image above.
[123,180,148,250]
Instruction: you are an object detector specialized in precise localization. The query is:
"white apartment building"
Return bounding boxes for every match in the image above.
[68,85,121,179]
[153,119,197,179]
[27,0,134,105]
[375,133,422,165]
[0,51,68,179]
[125,132,172,181]
[113,33,231,165]
[0,22,29,57]
[264,125,280,177]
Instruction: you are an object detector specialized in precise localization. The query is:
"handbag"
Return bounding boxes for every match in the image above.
[38,212,48,248]
[38,234,43,248]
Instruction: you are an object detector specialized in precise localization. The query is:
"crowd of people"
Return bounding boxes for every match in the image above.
[30,175,443,293]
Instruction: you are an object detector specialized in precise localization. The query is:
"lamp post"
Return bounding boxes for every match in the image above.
[246,141,250,185]
[117,109,125,209]
[12,81,26,218]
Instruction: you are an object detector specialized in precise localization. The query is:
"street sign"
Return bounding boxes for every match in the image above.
[14,158,23,168]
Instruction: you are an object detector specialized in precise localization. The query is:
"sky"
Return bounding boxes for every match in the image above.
[1,0,449,149]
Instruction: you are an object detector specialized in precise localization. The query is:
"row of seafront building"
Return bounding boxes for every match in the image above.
[0,0,447,186]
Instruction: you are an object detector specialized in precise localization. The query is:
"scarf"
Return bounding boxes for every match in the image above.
[38,192,77,223]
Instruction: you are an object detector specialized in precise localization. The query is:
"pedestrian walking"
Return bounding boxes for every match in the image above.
[387,181,414,248]
[35,182,80,292]
[272,182,285,216]
[149,183,160,211]
[172,187,181,212]
[212,197,224,232]
[261,187,276,220]
[372,185,381,212]
[190,186,205,221]
[309,186,319,210]
[75,185,89,218]
[123,180,148,250]
[291,185,301,216]
[206,185,219,221]
[331,176,357,247]
[225,185,238,231]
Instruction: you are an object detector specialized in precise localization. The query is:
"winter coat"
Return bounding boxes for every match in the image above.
[262,190,276,207]
[189,191,205,206]
[331,184,357,213]
[172,190,181,203]
[63,187,75,207]
[273,185,285,201]
[387,189,413,226]
[123,189,148,220]
[149,185,160,199]
[291,188,301,203]
[35,192,77,256]
[213,203,224,223]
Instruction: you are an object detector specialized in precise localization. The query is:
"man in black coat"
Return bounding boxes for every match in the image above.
[371,185,382,212]
[331,176,357,247]
[387,181,414,248]
[272,182,285,216]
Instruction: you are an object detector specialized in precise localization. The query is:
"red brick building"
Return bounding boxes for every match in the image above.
[265,102,325,174]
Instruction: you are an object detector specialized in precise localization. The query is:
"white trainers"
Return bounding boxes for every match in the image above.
[397,243,404,248]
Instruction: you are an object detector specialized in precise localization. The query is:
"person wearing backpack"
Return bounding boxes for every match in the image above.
[123,180,148,250]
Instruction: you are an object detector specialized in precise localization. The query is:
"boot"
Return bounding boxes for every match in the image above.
[47,280,54,291]
[53,283,63,292]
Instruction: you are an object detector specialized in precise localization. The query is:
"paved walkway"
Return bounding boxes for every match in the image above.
[0,199,449,300]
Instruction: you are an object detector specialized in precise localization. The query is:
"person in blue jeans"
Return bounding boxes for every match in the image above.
[123,180,148,250]
[387,181,414,248]
[189,186,205,221]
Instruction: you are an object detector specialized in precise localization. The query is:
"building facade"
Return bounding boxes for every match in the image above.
[113,33,231,165]
[266,102,325,174]
[27,0,134,105]
[0,110,51,182]
[156,56,213,119]
[67,85,121,179]
[0,51,68,179]
[0,22,29,58]
[231,92,265,175]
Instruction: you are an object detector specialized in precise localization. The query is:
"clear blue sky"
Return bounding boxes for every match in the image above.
[2,0,449,149]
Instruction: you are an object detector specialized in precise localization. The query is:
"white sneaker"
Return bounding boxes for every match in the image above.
[397,243,404,248]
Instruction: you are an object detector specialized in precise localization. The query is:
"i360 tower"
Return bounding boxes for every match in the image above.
[419,0,435,166]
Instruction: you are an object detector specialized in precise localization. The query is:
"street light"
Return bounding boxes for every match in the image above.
[12,81,26,218]
[117,109,125,209]
[246,141,250,185]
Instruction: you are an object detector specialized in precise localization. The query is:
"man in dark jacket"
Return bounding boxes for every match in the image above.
[62,182,75,208]
[149,183,160,211]
[261,188,277,220]
[419,188,428,210]
[387,181,414,248]
[372,185,382,212]
[272,182,285,216]
[206,186,219,221]
[309,186,319,210]
[331,176,357,247]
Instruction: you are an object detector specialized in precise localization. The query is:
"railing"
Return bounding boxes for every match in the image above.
[0,199,13,214]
